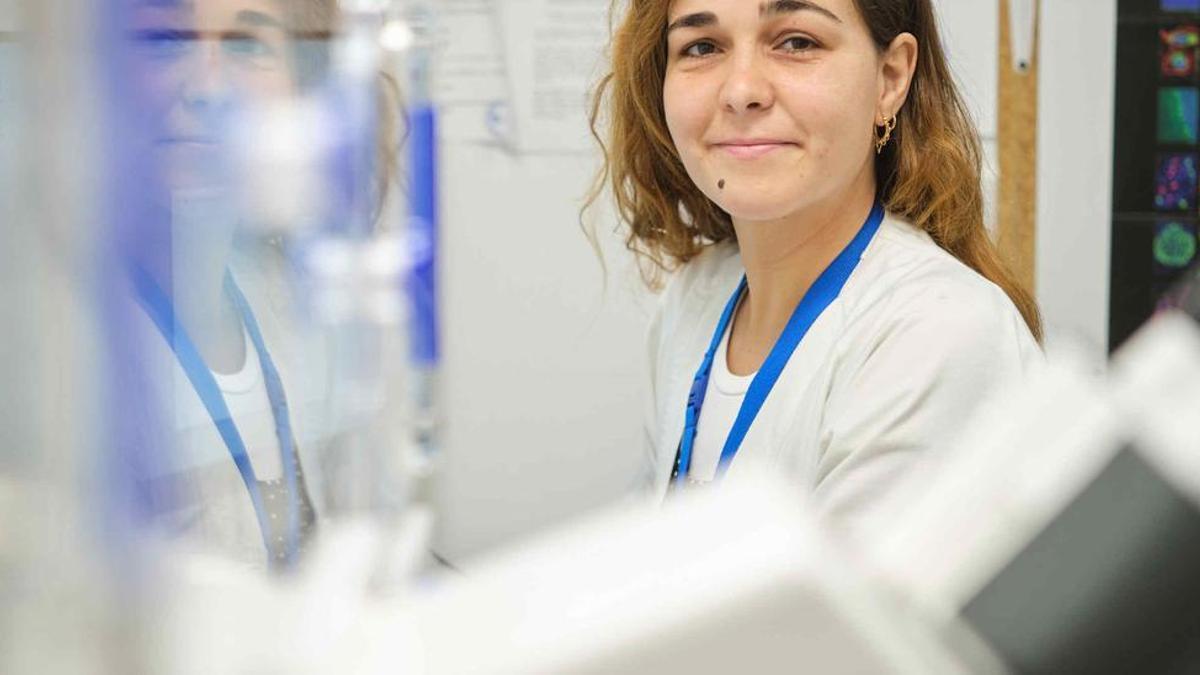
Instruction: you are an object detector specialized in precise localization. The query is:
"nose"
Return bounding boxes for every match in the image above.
[719,51,774,115]
[180,39,231,113]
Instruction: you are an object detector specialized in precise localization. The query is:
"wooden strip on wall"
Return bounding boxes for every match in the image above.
[997,0,1039,293]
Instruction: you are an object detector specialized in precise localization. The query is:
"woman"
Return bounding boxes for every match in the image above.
[590,0,1043,535]
[115,0,396,570]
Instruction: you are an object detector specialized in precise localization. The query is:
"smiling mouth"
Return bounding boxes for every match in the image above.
[712,142,795,159]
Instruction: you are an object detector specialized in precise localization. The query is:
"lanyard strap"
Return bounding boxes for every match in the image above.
[672,201,886,488]
[133,268,301,566]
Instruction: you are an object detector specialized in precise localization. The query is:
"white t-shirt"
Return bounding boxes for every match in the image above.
[689,295,753,484]
[173,325,283,481]
[645,212,1044,540]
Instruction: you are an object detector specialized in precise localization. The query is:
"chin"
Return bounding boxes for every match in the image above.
[710,188,804,225]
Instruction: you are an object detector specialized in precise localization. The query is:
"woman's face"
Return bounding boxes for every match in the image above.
[662,0,886,225]
[127,0,298,193]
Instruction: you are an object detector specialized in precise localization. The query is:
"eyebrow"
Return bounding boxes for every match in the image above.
[762,0,842,24]
[666,11,717,34]
[666,0,842,34]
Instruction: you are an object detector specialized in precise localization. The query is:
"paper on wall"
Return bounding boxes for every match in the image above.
[427,0,516,148]
[497,0,610,155]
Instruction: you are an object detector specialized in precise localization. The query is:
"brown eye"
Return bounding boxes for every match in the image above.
[778,35,816,52]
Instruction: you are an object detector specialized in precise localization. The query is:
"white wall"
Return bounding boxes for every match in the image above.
[0,0,17,33]
[932,0,1001,230]
[433,145,654,560]
[1035,0,1116,366]
[0,4,18,238]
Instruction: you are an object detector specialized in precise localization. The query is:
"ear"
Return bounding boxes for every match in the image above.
[877,32,918,122]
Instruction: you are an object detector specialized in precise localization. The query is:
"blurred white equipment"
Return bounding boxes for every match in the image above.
[404,476,978,675]
[873,310,1200,675]
[127,307,1200,675]
[152,473,983,675]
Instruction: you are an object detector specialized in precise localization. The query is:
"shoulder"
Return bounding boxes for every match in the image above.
[837,213,1040,366]
[645,241,743,393]
[653,240,743,333]
[663,240,742,308]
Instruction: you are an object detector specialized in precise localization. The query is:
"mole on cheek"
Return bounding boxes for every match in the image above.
[718,179,726,190]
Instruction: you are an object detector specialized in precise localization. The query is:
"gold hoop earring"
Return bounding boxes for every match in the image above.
[875,115,897,155]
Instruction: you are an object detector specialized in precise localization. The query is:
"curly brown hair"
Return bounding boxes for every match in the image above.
[586,0,1042,341]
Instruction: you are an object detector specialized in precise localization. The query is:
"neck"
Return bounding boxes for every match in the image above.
[726,174,877,372]
[135,191,245,372]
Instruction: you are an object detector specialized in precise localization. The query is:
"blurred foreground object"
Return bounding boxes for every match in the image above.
[873,308,1200,674]
[148,474,983,675]
[143,305,1200,675]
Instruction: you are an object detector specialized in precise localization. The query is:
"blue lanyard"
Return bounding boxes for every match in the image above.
[671,201,886,488]
[133,269,301,566]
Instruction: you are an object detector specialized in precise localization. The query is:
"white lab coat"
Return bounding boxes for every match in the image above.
[645,212,1043,537]
[122,250,336,569]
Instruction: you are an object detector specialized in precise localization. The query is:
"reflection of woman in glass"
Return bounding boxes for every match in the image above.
[592,0,1042,537]
[118,0,391,569]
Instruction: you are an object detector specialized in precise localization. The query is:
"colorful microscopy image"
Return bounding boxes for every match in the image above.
[1158,87,1200,143]
[1154,153,1199,209]
[1163,0,1200,12]
[1160,28,1199,80]
[1162,48,1196,78]
[1161,26,1200,49]
[1153,221,1198,273]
